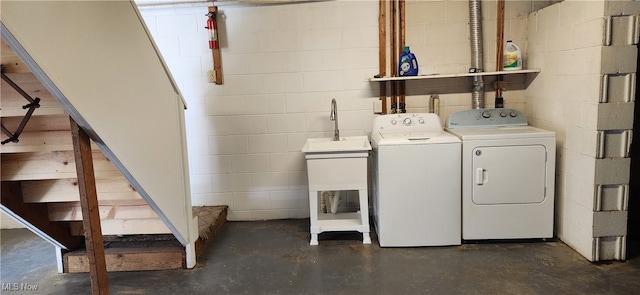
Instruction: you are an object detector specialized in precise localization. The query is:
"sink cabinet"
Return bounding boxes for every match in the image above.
[302,137,371,245]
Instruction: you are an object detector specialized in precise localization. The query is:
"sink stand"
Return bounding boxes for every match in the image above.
[304,148,371,245]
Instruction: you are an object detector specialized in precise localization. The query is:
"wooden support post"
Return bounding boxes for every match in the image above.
[69,117,109,295]
[208,6,223,85]
[379,0,387,114]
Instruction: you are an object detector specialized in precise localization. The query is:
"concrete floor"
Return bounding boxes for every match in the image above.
[2,219,640,294]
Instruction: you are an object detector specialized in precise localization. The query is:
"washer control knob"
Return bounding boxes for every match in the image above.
[418,118,425,124]
[391,119,397,125]
[510,111,518,117]
[500,111,507,117]
[403,118,412,126]
[481,111,492,118]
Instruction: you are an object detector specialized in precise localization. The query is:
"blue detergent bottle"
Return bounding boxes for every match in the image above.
[398,46,418,76]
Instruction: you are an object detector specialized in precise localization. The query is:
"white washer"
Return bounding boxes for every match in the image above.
[371,113,461,247]
[446,108,556,240]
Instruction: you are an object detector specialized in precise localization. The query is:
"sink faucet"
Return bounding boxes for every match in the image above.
[330,98,339,141]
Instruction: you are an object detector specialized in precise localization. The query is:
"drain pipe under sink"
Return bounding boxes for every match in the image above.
[321,191,341,214]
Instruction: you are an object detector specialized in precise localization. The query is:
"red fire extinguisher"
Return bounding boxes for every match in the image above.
[206,12,218,49]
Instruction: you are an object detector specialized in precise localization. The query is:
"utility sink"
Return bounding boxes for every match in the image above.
[301,135,372,245]
[301,136,371,155]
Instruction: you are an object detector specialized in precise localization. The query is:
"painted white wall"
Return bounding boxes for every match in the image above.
[527,0,605,261]
[526,0,637,261]
[138,0,550,221]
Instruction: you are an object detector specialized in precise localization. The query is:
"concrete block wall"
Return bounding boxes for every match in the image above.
[140,1,381,221]
[404,0,535,116]
[138,0,549,221]
[527,0,638,261]
[593,0,640,261]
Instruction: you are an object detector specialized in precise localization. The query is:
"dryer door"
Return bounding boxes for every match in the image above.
[472,145,547,204]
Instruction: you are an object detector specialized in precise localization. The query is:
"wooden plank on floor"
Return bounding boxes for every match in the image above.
[70,118,109,294]
[64,247,185,273]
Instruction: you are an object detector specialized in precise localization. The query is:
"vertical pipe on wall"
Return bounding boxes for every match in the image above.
[390,0,397,113]
[379,0,387,114]
[495,0,505,108]
[399,0,406,113]
[495,0,505,71]
[469,0,485,109]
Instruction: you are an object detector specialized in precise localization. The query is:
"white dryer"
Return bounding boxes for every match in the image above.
[371,113,461,247]
[445,108,556,240]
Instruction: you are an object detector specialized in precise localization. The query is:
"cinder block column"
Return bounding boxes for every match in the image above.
[593,10,638,261]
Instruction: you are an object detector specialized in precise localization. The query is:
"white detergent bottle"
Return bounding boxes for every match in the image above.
[503,40,522,71]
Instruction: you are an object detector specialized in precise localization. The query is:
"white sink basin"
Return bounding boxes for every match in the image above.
[302,136,372,154]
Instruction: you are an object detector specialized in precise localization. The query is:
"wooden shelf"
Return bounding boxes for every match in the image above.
[369,69,540,82]
[369,69,541,95]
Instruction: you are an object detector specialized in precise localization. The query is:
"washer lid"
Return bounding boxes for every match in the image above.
[376,130,461,145]
[445,126,555,140]
[380,131,437,139]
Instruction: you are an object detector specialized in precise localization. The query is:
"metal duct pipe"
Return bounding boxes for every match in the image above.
[469,0,484,109]
[471,76,484,109]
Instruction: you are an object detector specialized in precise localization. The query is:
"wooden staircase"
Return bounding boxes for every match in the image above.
[1,39,227,272]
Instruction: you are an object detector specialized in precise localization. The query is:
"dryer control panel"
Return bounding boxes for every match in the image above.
[373,113,443,132]
[446,108,527,129]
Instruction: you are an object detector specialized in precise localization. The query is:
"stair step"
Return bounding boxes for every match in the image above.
[1,114,70,132]
[48,202,157,221]
[69,218,172,236]
[2,151,120,181]
[22,178,141,203]
[0,72,64,118]
[0,131,74,153]
[194,205,228,257]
